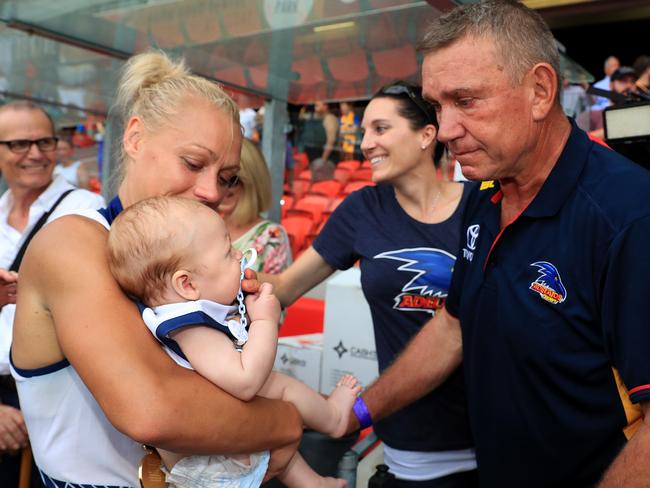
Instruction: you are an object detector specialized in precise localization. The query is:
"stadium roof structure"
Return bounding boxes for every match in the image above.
[0,0,595,119]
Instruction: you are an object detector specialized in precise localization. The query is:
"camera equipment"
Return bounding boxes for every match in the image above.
[587,86,650,170]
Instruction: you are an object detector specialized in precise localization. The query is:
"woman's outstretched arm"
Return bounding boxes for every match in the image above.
[258,246,335,308]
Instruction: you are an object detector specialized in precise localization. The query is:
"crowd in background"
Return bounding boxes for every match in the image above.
[561,53,650,136]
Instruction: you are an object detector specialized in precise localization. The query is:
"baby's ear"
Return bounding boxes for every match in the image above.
[171,270,200,301]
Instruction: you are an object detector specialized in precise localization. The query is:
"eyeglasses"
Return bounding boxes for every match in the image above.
[0,137,58,154]
[379,82,436,126]
[219,174,240,189]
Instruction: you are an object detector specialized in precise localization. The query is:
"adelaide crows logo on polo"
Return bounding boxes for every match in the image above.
[374,248,455,314]
[529,261,567,304]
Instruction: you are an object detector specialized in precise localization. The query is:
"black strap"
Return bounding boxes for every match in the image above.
[9,189,75,272]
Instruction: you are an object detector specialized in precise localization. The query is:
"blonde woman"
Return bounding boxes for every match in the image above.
[218,139,292,274]
[10,51,301,486]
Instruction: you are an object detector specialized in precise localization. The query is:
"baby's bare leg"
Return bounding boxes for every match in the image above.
[259,372,362,438]
[278,452,347,488]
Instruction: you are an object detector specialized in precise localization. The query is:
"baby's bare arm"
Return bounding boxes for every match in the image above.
[176,283,281,400]
[173,320,278,401]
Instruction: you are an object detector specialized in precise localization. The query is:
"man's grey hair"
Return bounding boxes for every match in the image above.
[418,0,561,91]
[0,100,55,135]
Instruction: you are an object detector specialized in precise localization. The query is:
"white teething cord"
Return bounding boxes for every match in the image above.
[233,248,257,341]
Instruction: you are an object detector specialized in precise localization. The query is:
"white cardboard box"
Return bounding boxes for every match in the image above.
[273,333,323,391]
[320,268,379,395]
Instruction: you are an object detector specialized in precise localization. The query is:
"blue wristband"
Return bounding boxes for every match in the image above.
[353,397,373,429]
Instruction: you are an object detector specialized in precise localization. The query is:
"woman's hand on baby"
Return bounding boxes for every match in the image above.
[245,282,281,324]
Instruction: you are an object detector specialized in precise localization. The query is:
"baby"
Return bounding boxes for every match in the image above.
[107,196,360,488]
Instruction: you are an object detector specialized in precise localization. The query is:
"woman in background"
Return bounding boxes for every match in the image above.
[219,139,292,274]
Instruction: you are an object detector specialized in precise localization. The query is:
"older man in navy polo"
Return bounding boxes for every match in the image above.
[347,2,650,487]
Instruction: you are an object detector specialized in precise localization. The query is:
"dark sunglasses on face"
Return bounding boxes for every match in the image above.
[0,137,59,154]
[379,82,437,127]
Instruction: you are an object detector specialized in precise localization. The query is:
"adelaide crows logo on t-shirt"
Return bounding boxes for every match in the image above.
[529,261,567,304]
[374,247,456,314]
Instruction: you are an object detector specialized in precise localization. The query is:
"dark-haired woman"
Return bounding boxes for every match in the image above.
[262,82,477,487]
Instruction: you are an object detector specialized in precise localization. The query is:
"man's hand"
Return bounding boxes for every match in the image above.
[245,282,281,324]
[0,269,18,308]
[0,404,27,453]
[263,437,301,483]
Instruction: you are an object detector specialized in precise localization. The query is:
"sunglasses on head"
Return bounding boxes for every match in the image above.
[379,82,436,126]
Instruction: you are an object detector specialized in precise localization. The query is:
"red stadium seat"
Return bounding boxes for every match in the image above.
[298,169,312,181]
[293,151,309,168]
[280,194,294,218]
[285,208,315,220]
[282,215,315,257]
[337,160,361,172]
[342,180,374,195]
[316,216,329,234]
[309,180,342,198]
[304,232,317,250]
[293,194,332,223]
[328,196,345,211]
[334,167,352,185]
[349,167,373,182]
[292,178,312,199]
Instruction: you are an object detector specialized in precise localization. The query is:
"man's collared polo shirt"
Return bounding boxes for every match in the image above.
[446,121,650,486]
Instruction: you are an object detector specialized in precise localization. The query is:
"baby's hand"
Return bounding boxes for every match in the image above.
[245,282,281,324]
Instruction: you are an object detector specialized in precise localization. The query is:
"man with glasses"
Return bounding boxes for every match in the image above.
[345,1,650,487]
[0,101,104,485]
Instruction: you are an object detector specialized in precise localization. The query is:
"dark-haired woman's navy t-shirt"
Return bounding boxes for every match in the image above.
[313,183,474,452]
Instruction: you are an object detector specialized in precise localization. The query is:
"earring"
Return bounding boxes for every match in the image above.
[421,144,427,150]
